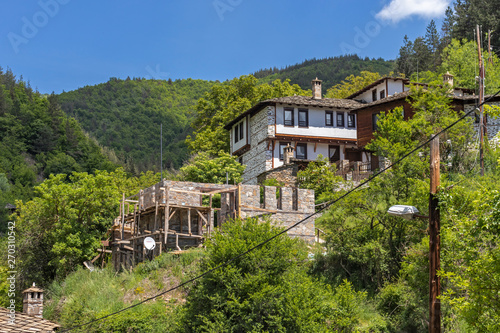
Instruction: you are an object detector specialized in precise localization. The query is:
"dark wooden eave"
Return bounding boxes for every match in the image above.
[270,134,357,146]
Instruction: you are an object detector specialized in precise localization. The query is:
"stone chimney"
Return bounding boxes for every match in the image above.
[443,72,454,88]
[283,144,295,165]
[312,77,322,99]
[23,282,44,318]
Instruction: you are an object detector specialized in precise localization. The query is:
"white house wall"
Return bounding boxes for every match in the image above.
[231,117,248,153]
[357,79,407,103]
[275,104,356,139]
[272,143,345,168]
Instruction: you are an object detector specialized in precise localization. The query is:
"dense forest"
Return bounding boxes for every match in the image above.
[0,67,117,230]
[253,54,394,90]
[2,0,500,331]
[57,78,215,173]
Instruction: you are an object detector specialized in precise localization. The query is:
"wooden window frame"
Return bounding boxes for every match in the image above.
[298,109,309,128]
[325,111,333,126]
[372,113,379,131]
[337,112,345,127]
[372,89,377,101]
[234,125,239,143]
[380,90,386,99]
[296,143,307,160]
[239,122,244,140]
[284,108,294,126]
[347,114,355,128]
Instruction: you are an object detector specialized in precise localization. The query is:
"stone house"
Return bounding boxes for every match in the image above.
[226,74,500,185]
[225,78,363,185]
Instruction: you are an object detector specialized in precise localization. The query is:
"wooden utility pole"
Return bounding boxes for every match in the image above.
[477,25,485,176]
[429,135,441,333]
[488,30,494,65]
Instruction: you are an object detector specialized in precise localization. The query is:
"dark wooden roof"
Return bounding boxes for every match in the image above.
[352,91,411,112]
[224,96,363,130]
[0,307,60,332]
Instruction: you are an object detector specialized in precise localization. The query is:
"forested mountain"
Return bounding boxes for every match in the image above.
[396,0,500,78]
[57,56,394,175]
[0,67,117,229]
[57,78,215,173]
[253,54,395,90]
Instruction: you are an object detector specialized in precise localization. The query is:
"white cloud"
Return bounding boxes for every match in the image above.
[375,0,451,23]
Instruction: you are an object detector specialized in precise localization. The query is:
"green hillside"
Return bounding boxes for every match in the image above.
[57,78,215,173]
[0,67,117,229]
[254,54,395,90]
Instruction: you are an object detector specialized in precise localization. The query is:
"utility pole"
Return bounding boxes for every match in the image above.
[429,135,441,333]
[160,123,163,181]
[477,25,485,176]
[488,30,494,65]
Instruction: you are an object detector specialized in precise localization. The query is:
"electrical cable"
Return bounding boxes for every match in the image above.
[60,90,500,332]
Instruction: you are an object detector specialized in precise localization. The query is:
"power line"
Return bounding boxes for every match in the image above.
[60,91,500,332]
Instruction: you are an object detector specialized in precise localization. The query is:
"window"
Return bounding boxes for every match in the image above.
[329,145,340,162]
[337,112,345,127]
[298,109,308,127]
[279,142,291,160]
[296,143,307,160]
[380,90,385,99]
[234,125,239,143]
[284,108,294,126]
[372,89,377,101]
[239,122,244,140]
[325,111,333,126]
[372,113,379,131]
[347,114,355,128]
[238,157,243,165]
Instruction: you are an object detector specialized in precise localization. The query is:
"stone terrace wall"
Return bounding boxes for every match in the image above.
[257,164,299,187]
[239,184,315,242]
[135,180,316,242]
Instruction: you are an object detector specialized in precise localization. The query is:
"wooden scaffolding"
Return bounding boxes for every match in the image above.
[111,182,240,270]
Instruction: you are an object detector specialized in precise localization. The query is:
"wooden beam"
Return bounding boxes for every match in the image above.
[169,208,177,220]
[97,249,113,254]
[123,245,134,251]
[188,208,191,235]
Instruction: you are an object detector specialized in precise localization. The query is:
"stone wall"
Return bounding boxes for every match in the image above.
[241,106,275,184]
[134,180,316,242]
[256,163,299,187]
[239,184,316,242]
[465,101,500,140]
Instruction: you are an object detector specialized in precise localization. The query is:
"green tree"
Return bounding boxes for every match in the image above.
[297,154,343,203]
[440,38,500,94]
[177,151,245,184]
[178,218,371,332]
[186,75,308,155]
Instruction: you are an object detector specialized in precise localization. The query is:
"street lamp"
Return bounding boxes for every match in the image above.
[387,135,441,333]
[387,205,426,220]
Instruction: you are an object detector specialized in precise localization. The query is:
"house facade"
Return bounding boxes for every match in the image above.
[226,75,500,185]
[225,79,363,184]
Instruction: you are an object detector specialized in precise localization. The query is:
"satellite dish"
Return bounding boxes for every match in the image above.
[144,237,156,250]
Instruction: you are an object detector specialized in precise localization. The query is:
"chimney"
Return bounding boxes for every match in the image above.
[443,72,454,88]
[23,282,44,318]
[283,144,295,165]
[312,77,322,99]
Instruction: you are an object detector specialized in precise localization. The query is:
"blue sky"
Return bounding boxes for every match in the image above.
[1,0,452,94]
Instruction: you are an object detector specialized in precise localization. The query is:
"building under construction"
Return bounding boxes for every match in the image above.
[109,180,316,270]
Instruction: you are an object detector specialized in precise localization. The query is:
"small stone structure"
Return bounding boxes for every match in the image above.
[110,180,315,270]
[22,283,44,318]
